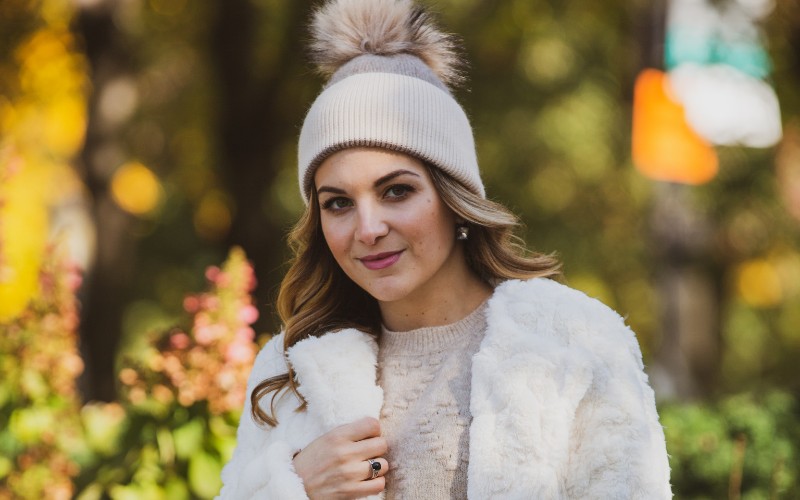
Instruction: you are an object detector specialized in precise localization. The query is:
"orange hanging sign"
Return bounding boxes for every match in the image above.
[632,69,718,184]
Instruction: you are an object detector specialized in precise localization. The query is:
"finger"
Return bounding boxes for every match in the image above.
[361,457,389,481]
[336,417,381,442]
[350,436,388,460]
[349,475,386,498]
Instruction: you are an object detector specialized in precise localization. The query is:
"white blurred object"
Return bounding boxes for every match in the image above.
[669,63,782,147]
[50,195,97,274]
[732,0,775,20]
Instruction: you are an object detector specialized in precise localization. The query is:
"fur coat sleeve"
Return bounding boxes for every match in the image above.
[217,333,308,499]
[217,329,384,500]
[467,279,672,498]
[560,289,672,498]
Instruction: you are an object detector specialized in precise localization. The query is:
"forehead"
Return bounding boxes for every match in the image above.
[314,147,429,187]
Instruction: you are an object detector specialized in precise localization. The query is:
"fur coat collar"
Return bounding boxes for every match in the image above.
[219,278,672,499]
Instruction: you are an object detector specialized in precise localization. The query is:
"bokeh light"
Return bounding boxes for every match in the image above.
[736,258,782,307]
[632,69,719,184]
[193,190,233,241]
[110,161,164,216]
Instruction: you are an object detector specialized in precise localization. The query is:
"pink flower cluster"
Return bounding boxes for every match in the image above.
[119,247,259,415]
[0,245,85,499]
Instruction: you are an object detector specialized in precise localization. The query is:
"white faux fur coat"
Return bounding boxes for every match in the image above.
[218,278,672,499]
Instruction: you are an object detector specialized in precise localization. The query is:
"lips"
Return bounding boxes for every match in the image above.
[359,250,404,270]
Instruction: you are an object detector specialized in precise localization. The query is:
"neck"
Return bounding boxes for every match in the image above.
[378,266,492,332]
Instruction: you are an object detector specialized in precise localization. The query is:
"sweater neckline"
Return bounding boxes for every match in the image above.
[379,300,489,355]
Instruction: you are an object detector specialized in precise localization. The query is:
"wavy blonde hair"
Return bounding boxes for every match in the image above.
[251,164,561,426]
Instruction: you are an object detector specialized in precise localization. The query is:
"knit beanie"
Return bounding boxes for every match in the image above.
[298,0,485,202]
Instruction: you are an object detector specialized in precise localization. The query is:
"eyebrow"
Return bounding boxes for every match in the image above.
[316,169,421,196]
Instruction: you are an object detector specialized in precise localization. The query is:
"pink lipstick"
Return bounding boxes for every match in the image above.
[360,251,403,270]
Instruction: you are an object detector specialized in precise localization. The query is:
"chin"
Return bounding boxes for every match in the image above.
[362,288,408,304]
[358,279,414,303]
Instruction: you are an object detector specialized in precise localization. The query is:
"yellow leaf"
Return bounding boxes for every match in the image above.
[0,159,49,321]
[42,96,87,157]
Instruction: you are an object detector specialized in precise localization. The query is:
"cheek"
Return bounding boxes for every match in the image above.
[408,204,454,252]
[321,220,350,259]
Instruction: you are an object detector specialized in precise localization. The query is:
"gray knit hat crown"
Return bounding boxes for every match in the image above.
[298,0,484,202]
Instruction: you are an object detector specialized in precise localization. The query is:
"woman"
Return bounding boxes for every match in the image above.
[219,0,672,498]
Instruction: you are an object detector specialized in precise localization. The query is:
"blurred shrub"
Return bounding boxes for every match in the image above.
[661,391,800,499]
[0,245,84,499]
[0,239,258,499]
[73,247,259,499]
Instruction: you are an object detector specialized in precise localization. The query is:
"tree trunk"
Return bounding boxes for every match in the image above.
[73,4,138,402]
[212,0,313,334]
[649,184,720,399]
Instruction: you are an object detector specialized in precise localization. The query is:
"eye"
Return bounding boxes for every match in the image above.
[321,197,353,212]
[384,184,414,199]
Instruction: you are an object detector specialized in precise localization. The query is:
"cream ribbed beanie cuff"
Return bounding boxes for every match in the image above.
[297,0,485,203]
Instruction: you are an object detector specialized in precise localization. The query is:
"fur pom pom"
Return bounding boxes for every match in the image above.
[309,0,464,87]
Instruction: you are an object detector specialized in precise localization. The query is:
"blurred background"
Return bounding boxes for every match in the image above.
[1,0,799,497]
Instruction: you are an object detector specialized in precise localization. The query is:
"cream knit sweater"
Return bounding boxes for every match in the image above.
[377,302,488,500]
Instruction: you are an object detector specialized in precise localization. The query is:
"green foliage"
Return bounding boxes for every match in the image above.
[73,406,233,500]
[73,247,258,499]
[0,244,84,499]
[662,391,800,498]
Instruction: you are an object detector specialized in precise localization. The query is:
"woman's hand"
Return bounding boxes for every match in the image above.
[292,417,389,499]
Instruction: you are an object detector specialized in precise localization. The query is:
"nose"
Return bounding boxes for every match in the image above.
[354,203,389,245]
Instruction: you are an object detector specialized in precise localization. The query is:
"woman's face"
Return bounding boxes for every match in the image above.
[314,147,466,305]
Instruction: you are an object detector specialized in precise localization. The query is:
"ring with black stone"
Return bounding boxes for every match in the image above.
[367,458,381,480]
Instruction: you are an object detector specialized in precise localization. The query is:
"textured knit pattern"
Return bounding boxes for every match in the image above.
[377,302,487,500]
[298,69,483,201]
